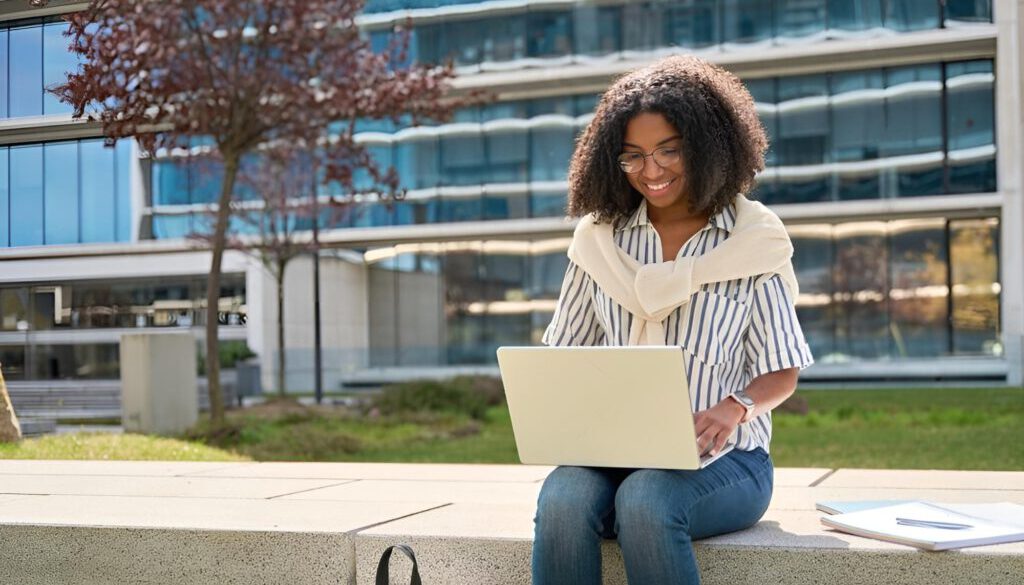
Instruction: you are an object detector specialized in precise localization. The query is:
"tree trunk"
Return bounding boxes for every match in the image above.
[204,153,240,426]
[0,366,22,443]
[276,260,287,397]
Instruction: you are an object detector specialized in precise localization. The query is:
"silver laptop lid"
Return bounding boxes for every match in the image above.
[497,346,732,470]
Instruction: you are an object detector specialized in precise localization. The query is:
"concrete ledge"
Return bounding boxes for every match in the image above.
[1,462,1022,584]
[0,525,352,585]
[354,504,1024,585]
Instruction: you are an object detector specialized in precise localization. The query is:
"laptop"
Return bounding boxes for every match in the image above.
[496,346,734,470]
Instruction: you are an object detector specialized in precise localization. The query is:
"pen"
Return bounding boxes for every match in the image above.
[895,517,973,530]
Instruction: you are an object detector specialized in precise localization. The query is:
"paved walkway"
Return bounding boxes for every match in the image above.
[1,461,1022,584]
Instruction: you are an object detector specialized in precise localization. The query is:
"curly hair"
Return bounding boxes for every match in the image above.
[567,55,767,224]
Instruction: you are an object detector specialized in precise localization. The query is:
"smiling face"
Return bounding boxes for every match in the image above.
[620,111,693,218]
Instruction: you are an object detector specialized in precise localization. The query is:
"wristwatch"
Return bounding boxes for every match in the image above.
[726,389,756,424]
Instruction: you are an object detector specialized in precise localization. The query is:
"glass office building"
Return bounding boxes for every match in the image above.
[1,0,1020,389]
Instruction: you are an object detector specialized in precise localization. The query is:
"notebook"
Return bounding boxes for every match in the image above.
[496,346,734,470]
[820,501,1024,551]
[816,500,913,515]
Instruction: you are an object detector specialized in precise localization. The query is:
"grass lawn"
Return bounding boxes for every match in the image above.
[2,387,1021,470]
[0,431,248,461]
[770,387,1024,470]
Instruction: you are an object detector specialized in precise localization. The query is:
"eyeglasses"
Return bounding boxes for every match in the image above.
[617,144,682,174]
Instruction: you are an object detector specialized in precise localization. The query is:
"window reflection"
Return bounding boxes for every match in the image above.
[440,124,486,187]
[2,139,131,248]
[574,5,620,56]
[526,10,572,59]
[32,343,120,380]
[42,21,76,115]
[9,23,42,118]
[361,219,1000,367]
[0,345,25,380]
[0,29,8,118]
[723,0,774,47]
[946,60,996,194]
[885,0,940,31]
[789,224,834,360]
[621,3,663,53]
[0,147,5,247]
[827,0,884,36]
[529,115,575,183]
[776,75,830,203]
[395,131,440,190]
[444,250,486,364]
[139,60,996,233]
[777,0,827,42]
[530,185,568,218]
[833,222,889,359]
[44,142,79,245]
[882,65,944,197]
[950,218,1000,355]
[366,1,990,71]
[0,275,245,331]
[945,0,993,25]
[664,0,718,49]
[830,71,884,200]
[889,219,949,357]
[0,288,30,332]
[10,145,44,246]
[365,238,569,366]
[81,139,118,243]
[484,122,529,184]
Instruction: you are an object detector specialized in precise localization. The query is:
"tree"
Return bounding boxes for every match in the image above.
[54,0,465,424]
[222,147,349,397]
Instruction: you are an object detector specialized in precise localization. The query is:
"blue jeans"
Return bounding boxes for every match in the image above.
[532,448,773,585]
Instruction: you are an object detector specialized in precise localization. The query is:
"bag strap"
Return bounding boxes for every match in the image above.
[375,544,422,585]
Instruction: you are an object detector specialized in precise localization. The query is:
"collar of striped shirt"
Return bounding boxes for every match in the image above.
[615,199,738,234]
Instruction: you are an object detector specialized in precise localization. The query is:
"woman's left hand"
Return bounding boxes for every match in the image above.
[693,399,745,457]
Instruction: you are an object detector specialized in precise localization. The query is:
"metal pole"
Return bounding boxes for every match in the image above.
[311,163,324,405]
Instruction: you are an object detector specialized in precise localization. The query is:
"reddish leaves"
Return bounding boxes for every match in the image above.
[54,0,470,198]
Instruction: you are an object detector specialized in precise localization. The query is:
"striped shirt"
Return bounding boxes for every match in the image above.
[542,200,814,453]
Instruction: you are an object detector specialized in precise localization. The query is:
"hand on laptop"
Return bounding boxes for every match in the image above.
[693,400,744,457]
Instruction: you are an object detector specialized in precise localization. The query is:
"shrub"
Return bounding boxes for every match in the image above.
[372,378,494,420]
[448,375,506,406]
[197,340,257,375]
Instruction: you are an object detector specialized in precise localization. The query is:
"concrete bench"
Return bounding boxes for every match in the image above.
[0,461,1021,584]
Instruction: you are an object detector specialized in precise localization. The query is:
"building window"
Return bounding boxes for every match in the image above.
[363,221,1001,367]
[791,216,1000,363]
[145,60,997,233]
[1,17,81,120]
[946,60,996,194]
[1,139,132,248]
[950,218,1000,355]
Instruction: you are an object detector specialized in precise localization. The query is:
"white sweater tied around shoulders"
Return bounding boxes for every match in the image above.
[567,195,799,346]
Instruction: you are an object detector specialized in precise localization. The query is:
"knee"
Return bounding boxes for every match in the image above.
[535,467,612,533]
[614,470,689,534]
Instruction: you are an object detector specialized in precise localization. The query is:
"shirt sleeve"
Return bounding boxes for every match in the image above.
[542,260,606,347]
[743,273,814,378]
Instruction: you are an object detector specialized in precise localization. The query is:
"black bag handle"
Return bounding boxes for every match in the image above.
[375,544,422,585]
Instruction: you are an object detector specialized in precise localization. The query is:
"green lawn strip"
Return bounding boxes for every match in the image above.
[0,431,249,461]
[773,386,1024,470]
[797,386,1023,414]
[771,420,1023,470]
[3,387,1020,468]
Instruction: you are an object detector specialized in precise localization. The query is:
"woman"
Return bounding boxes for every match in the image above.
[533,55,814,584]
